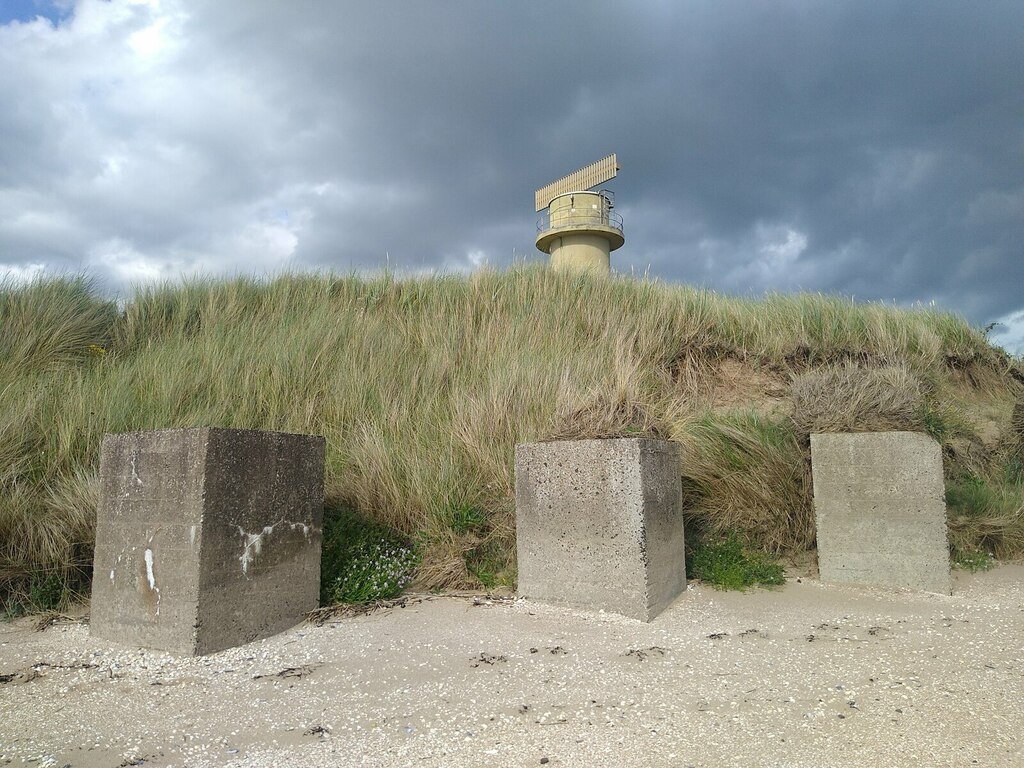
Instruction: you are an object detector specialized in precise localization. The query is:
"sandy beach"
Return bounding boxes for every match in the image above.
[2,567,1022,768]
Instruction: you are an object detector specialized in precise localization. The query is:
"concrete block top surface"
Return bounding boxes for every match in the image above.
[104,426,326,446]
[810,430,942,467]
[516,437,679,465]
[518,437,678,452]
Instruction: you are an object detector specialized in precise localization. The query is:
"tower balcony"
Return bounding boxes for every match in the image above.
[535,190,624,254]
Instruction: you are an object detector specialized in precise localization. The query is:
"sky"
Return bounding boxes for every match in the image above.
[1,1,1022,352]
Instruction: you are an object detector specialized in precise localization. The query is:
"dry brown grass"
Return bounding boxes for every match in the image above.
[948,508,1024,560]
[412,533,477,590]
[1013,400,1024,455]
[790,363,926,437]
[542,380,676,443]
[946,466,1024,560]
[677,410,814,553]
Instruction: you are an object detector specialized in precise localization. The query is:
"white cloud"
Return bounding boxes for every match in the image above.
[129,14,174,59]
[0,0,325,291]
[86,238,165,284]
[989,309,1024,357]
[757,223,808,271]
[225,221,299,269]
[0,262,47,284]
[710,222,811,291]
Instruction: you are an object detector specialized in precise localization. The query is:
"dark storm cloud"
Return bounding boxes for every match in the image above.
[1,1,1022,348]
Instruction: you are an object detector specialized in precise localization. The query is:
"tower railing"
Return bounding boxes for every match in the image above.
[536,191,624,234]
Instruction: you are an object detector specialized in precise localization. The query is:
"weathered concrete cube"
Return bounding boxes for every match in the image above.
[810,431,951,594]
[91,427,325,655]
[515,438,685,621]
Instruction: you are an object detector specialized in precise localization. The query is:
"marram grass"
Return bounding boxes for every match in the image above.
[1,267,1022,610]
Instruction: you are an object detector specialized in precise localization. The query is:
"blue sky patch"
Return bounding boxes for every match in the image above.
[0,0,71,26]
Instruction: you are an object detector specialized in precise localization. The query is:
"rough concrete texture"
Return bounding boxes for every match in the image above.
[91,427,325,656]
[810,431,951,594]
[515,438,685,621]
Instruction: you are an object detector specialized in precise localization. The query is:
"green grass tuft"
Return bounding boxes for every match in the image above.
[3,571,67,619]
[447,502,488,535]
[687,533,786,590]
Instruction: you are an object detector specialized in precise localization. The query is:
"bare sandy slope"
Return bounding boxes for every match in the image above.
[2,568,1022,768]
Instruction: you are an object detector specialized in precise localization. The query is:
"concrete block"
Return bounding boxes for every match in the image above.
[515,438,685,621]
[810,431,951,594]
[91,427,325,655]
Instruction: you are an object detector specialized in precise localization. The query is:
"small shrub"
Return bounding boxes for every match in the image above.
[329,541,418,604]
[28,572,65,611]
[687,533,786,590]
[441,501,515,590]
[922,402,953,441]
[320,505,419,605]
[2,571,67,619]
[448,502,488,535]
[464,540,514,590]
[953,549,996,572]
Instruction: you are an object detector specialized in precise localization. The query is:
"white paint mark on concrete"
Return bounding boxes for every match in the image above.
[130,453,143,486]
[189,525,197,546]
[114,541,132,568]
[144,549,156,590]
[144,547,161,614]
[109,569,115,582]
[236,520,317,577]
